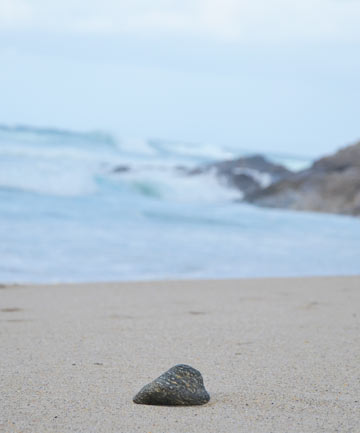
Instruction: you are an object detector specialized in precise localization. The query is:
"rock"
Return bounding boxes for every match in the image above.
[112,165,130,173]
[212,154,292,184]
[187,155,292,196]
[246,141,360,216]
[133,364,210,406]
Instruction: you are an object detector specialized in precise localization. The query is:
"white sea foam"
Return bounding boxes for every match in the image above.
[114,167,242,203]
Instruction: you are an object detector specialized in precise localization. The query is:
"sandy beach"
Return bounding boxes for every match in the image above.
[1,276,359,433]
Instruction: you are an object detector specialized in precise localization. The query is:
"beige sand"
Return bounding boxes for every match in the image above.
[1,276,359,433]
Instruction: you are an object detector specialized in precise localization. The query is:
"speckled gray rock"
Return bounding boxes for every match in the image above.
[133,364,210,406]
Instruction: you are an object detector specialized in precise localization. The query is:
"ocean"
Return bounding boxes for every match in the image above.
[1,125,359,283]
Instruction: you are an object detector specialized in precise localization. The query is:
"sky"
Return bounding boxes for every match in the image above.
[0,0,360,156]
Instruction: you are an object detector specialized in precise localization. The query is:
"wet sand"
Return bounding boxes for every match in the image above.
[1,276,359,433]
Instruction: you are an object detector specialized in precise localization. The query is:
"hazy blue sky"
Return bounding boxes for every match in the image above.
[1,0,359,156]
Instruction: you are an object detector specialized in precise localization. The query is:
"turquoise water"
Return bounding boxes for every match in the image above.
[0,125,359,283]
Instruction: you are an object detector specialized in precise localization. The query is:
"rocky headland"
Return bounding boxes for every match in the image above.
[246,141,360,216]
[188,141,360,216]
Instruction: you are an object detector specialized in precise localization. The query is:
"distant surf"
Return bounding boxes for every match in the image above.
[0,124,359,283]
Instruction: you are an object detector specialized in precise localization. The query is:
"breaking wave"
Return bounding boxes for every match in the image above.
[0,124,309,199]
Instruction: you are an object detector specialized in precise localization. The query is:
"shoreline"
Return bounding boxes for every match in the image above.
[2,272,360,287]
[1,275,359,432]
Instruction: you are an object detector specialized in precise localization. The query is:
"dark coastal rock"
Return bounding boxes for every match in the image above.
[133,364,210,406]
[246,141,360,216]
[187,155,292,196]
[212,154,291,183]
[112,165,130,173]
